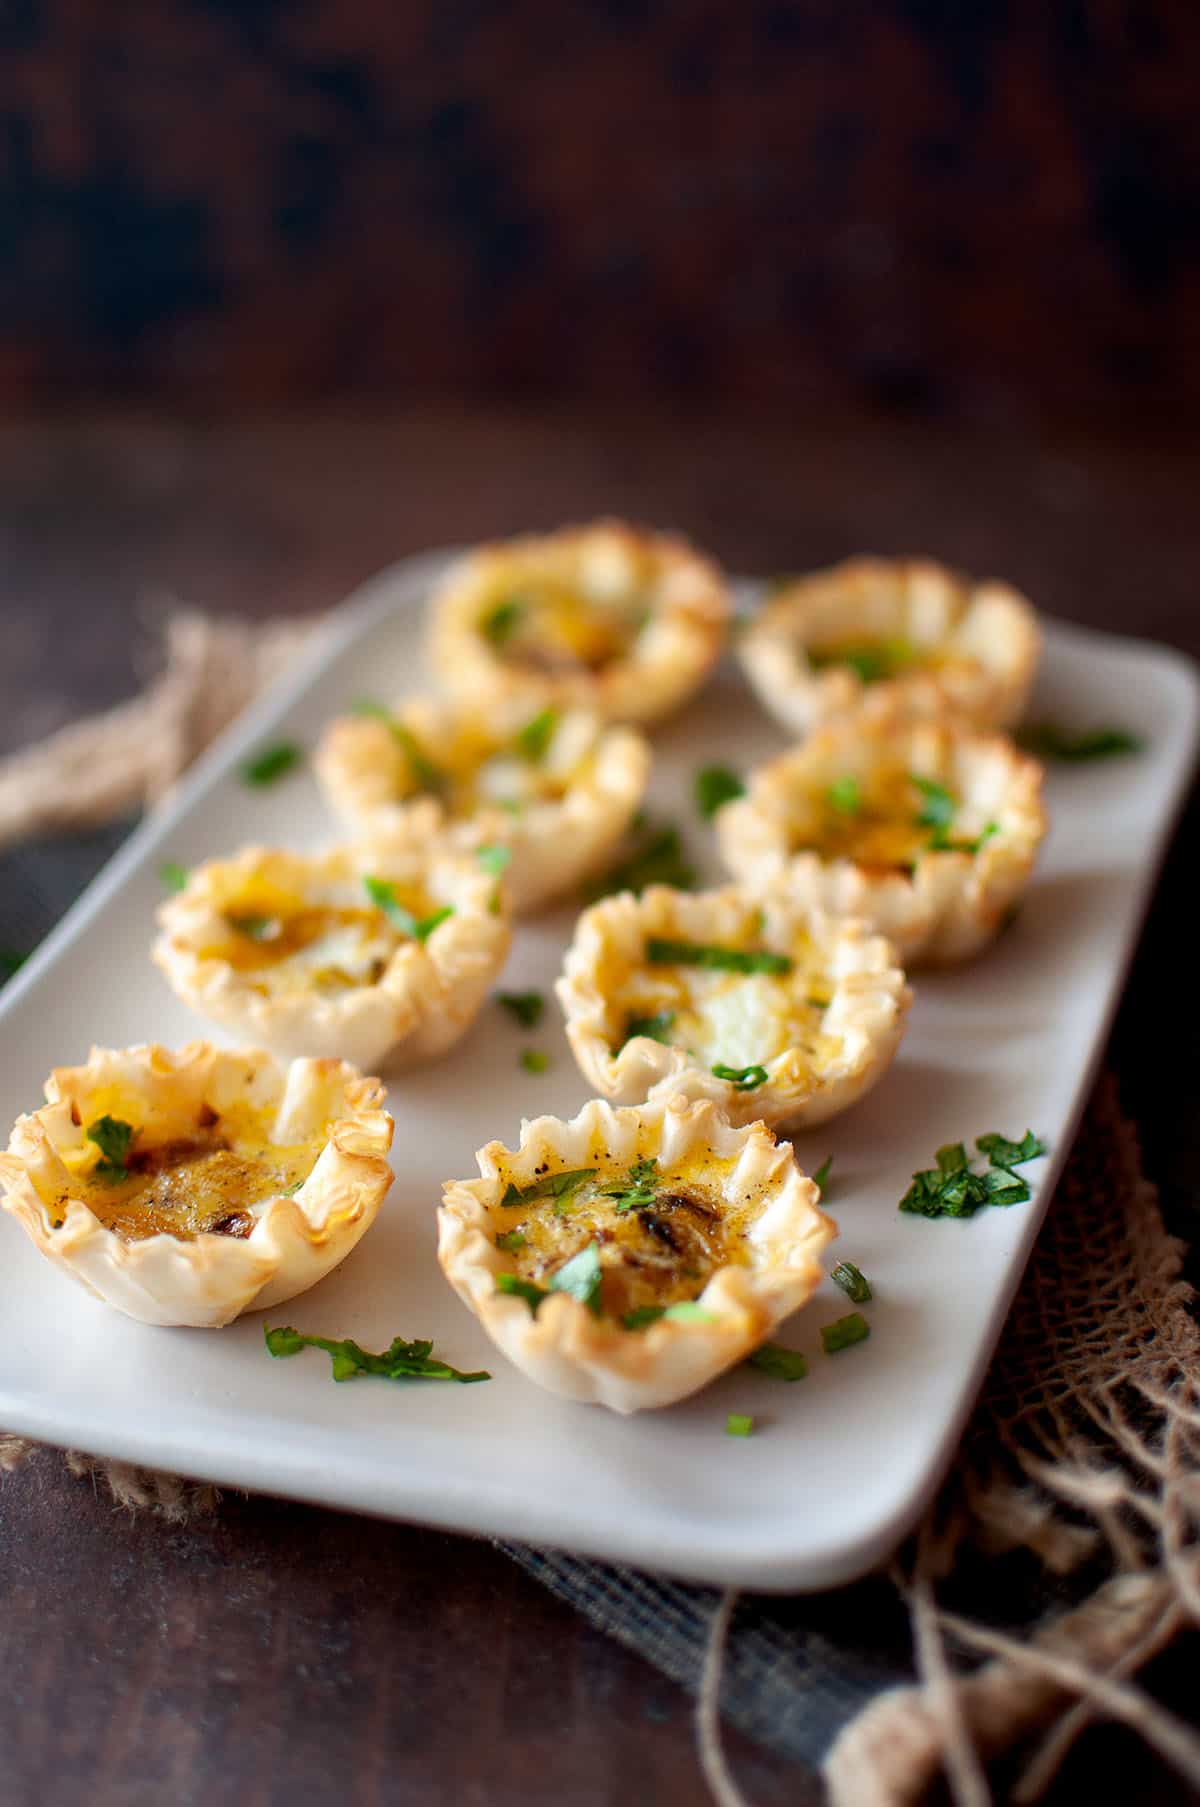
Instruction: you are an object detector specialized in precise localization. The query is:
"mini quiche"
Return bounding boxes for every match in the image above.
[0,1042,393,1328]
[739,556,1041,735]
[556,883,909,1129]
[426,519,730,725]
[314,698,650,913]
[715,713,1047,965]
[154,840,510,1069]
[438,1087,834,1412]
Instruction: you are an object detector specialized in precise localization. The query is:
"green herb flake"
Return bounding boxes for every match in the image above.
[821,1312,871,1355]
[831,1261,872,1304]
[548,1240,604,1315]
[516,707,557,762]
[747,1343,808,1381]
[227,913,279,942]
[826,774,862,815]
[0,949,28,981]
[501,1168,597,1208]
[495,1229,526,1253]
[159,861,189,893]
[480,596,525,646]
[265,1323,489,1383]
[582,821,696,902]
[976,1130,1047,1168]
[622,1305,667,1330]
[911,775,956,832]
[621,1300,716,1331]
[85,1116,137,1183]
[712,1063,769,1091]
[811,1155,833,1193]
[1018,723,1143,763]
[520,1049,550,1074]
[240,742,302,787]
[695,765,746,819]
[604,1156,659,1214]
[477,843,513,877]
[646,937,792,976]
[495,1273,548,1315]
[901,1130,1047,1219]
[726,1412,755,1438]
[363,876,453,941]
[497,990,544,1028]
[621,1010,676,1049]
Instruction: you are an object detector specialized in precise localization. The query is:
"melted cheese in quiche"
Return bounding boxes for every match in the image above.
[788,766,977,876]
[198,885,438,996]
[493,1147,759,1320]
[64,1112,318,1242]
[611,931,841,1073]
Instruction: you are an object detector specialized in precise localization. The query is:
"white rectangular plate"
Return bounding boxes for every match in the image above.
[1,554,1195,1590]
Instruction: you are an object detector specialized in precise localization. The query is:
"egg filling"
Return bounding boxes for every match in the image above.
[785,764,997,878]
[479,578,648,675]
[65,1113,317,1242]
[201,887,439,996]
[611,929,841,1077]
[378,710,597,816]
[494,1151,754,1323]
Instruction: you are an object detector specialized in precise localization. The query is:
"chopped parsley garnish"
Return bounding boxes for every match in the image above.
[604,1157,659,1214]
[811,1155,833,1193]
[549,1241,603,1313]
[516,707,557,761]
[480,596,525,646]
[900,1129,1048,1218]
[227,913,279,942]
[353,702,446,792]
[265,1324,489,1383]
[1018,723,1143,762]
[747,1342,808,1381]
[477,843,513,877]
[501,1168,596,1208]
[695,765,745,819]
[582,821,696,902]
[159,861,189,893]
[520,1048,549,1074]
[0,949,28,981]
[363,876,454,941]
[831,1261,872,1303]
[726,1413,755,1437]
[911,775,956,831]
[622,1300,718,1330]
[495,1229,526,1253]
[85,1116,137,1183]
[821,1312,870,1354]
[621,1010,676,1048]
[497,1240,604,1318]
[497,990,544,1027]
[240,742,302,787]
[809,639,915,684]
[976,1129,1047,1167]
[646,937,792,976]
[712,1063,769,1091]
[826,774,862,815]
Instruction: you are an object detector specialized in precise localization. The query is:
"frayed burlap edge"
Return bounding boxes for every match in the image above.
[2,612,1198,1804]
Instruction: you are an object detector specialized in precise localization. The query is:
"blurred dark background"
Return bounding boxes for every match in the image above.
[1,0,1198,426]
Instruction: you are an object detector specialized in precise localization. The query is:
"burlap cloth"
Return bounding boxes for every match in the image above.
[2,614,1198,1806]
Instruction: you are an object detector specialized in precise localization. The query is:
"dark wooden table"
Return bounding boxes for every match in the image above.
[1,412,1197,1805]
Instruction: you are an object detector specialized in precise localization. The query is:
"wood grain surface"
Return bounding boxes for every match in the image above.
[0,412,1196,1805]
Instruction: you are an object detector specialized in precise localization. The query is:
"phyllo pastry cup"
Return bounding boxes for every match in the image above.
[426,519,730,726]
[154,839,511,1068]
[739,556,1041,736]
[555,883,910,1130]
[0,1042,393,1328]
[716,713,1047,965]
[315,697,650,914]
[438,1087,835,1412]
